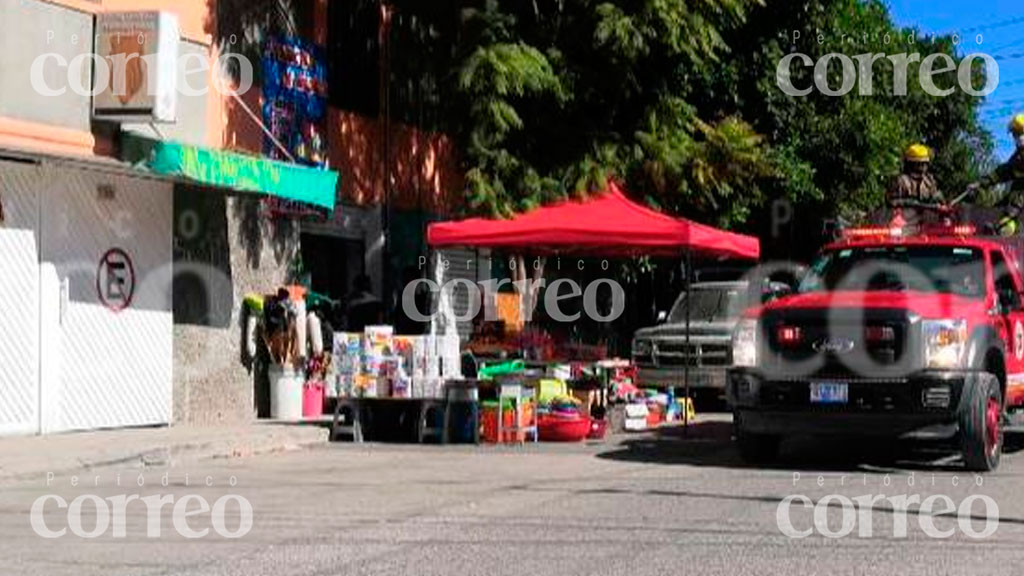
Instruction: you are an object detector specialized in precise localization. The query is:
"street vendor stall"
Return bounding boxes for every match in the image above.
[427,181,760,433]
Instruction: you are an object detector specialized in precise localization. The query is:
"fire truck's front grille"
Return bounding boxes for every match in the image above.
[760,309,918,378]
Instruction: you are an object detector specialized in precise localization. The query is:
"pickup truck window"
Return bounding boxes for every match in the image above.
[991,250,1021,312]
[799,245,985,298]
[668,287,745,323]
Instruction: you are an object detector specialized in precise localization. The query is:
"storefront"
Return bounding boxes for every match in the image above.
[0,131,340,436]
[124,136,340,426]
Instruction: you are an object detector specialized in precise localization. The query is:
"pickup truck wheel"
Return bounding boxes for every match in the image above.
[734,414,781,464]
[960,373,1003,472]
[736,432,781,464]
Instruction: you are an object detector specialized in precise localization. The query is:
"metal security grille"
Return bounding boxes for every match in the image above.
[0,160,40,435]
[39,166,174,432]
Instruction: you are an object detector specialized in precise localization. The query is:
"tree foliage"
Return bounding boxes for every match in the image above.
[714,0,994,223]
[332,0,994,251]
[439,0,993,237]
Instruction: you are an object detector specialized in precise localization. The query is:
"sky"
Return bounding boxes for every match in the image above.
[885,0,1024,159]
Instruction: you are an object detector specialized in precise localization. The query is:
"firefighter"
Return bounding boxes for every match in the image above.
[887,144,943,208]
[964,115,1024,235]
[969,114,1024,196]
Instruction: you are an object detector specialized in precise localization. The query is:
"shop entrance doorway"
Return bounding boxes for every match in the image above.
[299,232,364,324]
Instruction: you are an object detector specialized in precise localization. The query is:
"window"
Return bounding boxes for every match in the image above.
[668,286,746,323]
[991,250,1021,313]
[799,245,985,298]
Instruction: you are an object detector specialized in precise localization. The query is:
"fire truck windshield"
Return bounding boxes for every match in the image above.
[798,245,985,298]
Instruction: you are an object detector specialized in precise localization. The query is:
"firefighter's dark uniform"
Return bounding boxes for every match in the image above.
[886,172,943,207]
[979,150,1024,195]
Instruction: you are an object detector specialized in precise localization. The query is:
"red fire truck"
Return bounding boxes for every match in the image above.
[729,213,1024,471]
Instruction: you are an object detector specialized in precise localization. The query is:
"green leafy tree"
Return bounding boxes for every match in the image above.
[711,0,994,223]
[450,0,785,226]
[443,0,993,251]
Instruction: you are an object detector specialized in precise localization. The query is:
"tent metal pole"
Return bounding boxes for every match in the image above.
[683,248,691,433]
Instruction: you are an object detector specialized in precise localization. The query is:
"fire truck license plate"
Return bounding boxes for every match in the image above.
[810,382,848,404]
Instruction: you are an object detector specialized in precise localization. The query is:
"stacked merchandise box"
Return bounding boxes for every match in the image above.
[390,336,415,398]
[332,332,364,397]
[329,327,458,400]
[363,325,393,397]
[413,335,442,399]
[438,333,462,381]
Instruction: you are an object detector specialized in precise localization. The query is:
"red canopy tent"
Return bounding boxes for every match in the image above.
[427,181,760,259]
[426,182,761,429]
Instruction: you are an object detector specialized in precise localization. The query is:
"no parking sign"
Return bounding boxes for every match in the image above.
[96,248,136,312]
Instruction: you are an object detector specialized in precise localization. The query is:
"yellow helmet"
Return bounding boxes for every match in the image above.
[1009,114,1024,136]
[904,143,932,163]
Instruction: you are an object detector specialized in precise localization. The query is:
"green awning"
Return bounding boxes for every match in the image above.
[125,136,338,211]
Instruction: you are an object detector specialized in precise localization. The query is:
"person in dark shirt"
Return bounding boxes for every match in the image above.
[346,274,382,332]
[961,115,1024,235]
[970,114,1024,196]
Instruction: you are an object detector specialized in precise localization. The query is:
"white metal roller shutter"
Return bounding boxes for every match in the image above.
[40,166,173,432]
[0,160,40,435]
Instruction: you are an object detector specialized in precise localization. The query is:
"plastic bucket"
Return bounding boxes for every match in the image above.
[587,418,608,440]
[269,364,304,420]
[480,400,534,443]
[303,380,325,418]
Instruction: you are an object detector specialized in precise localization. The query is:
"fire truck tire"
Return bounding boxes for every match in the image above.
[960,373,1003,472]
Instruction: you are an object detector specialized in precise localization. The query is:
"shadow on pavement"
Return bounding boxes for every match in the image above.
[596,415,1024,473]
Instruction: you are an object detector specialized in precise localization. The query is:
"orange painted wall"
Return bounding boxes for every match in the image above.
[215,93,465,215]
[0,116,103,157]
[8,0,466,215]
[324,108,463,215]
[43,0,214,44]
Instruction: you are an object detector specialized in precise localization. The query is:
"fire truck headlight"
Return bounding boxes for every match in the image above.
[923,319,967,369]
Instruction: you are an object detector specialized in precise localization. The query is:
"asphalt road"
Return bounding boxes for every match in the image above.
[1,415,1022,576]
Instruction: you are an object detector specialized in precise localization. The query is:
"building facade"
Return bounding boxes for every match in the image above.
[0,0,462,433]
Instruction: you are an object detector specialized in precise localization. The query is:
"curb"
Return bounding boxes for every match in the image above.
[0,425,329,485]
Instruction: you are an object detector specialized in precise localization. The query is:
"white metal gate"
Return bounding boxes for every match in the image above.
[39,166,173,432]
[0,161,40,435]
[0,158,173,435]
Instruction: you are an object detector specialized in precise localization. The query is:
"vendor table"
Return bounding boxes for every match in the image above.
[331,397,445,443]
[331,379,541,444]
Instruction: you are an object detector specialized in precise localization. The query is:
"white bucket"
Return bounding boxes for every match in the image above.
[269,364,304,420]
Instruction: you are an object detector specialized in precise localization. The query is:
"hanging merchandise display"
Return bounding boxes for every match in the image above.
[261,35,330,218]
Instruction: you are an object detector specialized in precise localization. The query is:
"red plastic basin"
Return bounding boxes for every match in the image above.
[538,415,591,442]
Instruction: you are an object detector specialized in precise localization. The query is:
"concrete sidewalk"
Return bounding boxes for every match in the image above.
[0,422,329,484]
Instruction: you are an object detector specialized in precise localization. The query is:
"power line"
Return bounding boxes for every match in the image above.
[981,106,1023,119]
[982,93,1024,105]
[981,98,1024,111]
[961,15,1024,35]
[990,37,1024,53]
